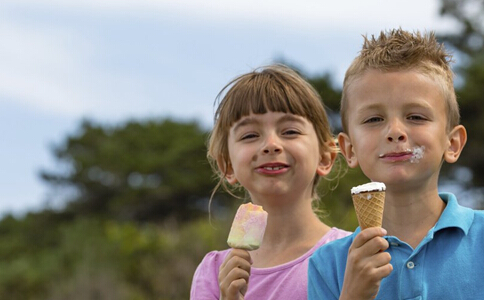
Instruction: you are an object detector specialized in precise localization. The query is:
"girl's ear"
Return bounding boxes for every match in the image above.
[316,141,337,176]
[444,125,467,163]
[337,132,359,168]
[216,156,238,185]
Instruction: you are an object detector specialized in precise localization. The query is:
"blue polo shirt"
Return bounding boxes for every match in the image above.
[308,193,484,299]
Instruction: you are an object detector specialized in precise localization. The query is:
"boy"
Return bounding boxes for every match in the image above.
[308,29,484,299]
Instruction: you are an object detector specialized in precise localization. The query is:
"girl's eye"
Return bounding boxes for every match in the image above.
[240,133,258,140]
[283,129,301,136]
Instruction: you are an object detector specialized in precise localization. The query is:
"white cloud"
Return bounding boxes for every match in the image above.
[0,19,86,115]
[0,16,160,120]
[0,0,456,122]
[3,0,453,31]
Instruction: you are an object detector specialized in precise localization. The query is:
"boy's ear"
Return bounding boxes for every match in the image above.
[316,140,337,176]
[337,132,359,168]
[444,125,467,163]
[216,157,238,185]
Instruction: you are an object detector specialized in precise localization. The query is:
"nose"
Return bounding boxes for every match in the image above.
[262,134,282,154]
[386,120,407,143]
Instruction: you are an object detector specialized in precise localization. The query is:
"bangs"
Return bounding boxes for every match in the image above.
[215,69,315,129]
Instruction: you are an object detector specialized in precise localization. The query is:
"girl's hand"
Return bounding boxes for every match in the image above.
[340,228,392,300]
[218,248,252,300]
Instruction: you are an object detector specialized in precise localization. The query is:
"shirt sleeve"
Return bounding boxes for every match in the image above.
[190,251,225,300]
[308,234,354,300]
[308,250,340,300]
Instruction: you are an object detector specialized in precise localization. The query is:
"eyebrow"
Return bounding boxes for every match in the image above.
[232,114,306,133]
[357,101,433,113]
[277,114,306,125]
[232,117,260,134]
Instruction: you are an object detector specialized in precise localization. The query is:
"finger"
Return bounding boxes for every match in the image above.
[219,257,251,284]
[351,227,387,249]
[357,251,392,280]
[359,236,390,255]
[346,239,391,278]
[220,249,251,269]
[373,260,393,279]
[219,250,252,293]
[373,250,392,267]
[226,278,249,299]
[219,264,250,299]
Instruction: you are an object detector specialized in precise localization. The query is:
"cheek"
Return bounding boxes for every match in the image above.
[353,137,375,155]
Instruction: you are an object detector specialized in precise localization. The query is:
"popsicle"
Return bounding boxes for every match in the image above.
[227,203,268,250]
[351,182,386,229]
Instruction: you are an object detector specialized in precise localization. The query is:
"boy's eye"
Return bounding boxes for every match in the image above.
[408,115,426,121]
[363,117,383,124]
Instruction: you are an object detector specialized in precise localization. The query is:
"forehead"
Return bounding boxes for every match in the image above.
[346,69,446,112]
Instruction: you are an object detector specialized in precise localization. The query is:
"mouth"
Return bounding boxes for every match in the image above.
[262,166,286,171]
[256,162,289,173]
[379,146,425,163]
[379,150,412,159]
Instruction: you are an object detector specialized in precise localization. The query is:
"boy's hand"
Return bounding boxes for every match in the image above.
[340,228,392,300]
[218,248,252,300]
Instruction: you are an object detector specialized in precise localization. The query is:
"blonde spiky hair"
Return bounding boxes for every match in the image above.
[340,28,459,133]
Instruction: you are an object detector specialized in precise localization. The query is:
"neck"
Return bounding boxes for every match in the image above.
[249,196,330,267]
[382,188,445,248]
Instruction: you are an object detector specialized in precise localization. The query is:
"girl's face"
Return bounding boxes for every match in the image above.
[223,111,334,204]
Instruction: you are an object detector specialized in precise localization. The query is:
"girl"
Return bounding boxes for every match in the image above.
[190,64,350,300]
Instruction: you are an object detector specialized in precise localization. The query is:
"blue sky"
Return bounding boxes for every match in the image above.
[0,0,457,216]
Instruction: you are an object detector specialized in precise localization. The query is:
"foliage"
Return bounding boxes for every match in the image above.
[40,119,221,222]
[438,0,484,56]
[0,212,231,300]
[438,0,484,197]
[451,52,484,189]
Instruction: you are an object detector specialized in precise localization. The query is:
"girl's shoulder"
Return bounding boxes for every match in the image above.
[190,249,231,299]
[318,227,352,247]
[197,248,231,270]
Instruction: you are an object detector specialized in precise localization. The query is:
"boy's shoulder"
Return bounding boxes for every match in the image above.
[472,207,484,215]
[470,207,484,226]
[446,192,484,228]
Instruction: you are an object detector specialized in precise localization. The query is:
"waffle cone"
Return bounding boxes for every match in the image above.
[352,191,385,229]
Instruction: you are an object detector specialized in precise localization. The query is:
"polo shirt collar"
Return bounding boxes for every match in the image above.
[433,192,473,235]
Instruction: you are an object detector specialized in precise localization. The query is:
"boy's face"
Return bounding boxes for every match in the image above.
[338,69,465,191]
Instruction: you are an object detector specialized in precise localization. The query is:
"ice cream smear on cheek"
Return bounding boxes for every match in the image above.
[409,146,425,163]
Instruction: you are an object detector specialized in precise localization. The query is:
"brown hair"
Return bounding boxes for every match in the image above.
[208,64,338,201]
[340,28,459,133]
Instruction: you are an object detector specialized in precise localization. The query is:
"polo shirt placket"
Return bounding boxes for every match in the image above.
[386,233,433,300]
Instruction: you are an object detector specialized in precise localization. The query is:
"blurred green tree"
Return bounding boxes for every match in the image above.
[439,0,484,56]
[438,0,484,197]
[40,119,224,222]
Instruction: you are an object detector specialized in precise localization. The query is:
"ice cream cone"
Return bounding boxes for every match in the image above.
[351,182,386,230]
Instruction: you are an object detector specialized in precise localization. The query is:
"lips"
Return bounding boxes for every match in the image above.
[379,150,413,162]
[256,162,289,174]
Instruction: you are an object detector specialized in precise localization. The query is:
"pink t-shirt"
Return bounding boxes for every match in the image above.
[190,227,351,300]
